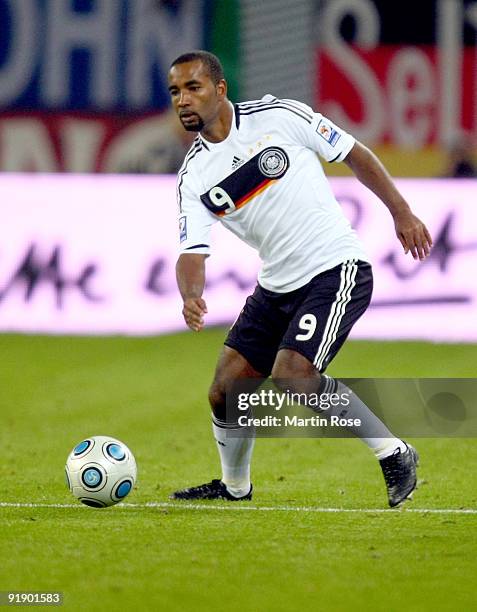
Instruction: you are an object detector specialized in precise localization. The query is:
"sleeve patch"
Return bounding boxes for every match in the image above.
[316,119,341,147]
[179,215,187,243]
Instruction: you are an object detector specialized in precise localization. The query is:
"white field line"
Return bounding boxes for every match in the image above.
[0,501,476,514]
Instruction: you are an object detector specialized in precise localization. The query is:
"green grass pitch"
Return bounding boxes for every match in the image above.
[0,331,476,611]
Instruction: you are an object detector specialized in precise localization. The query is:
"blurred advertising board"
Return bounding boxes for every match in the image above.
[0,175,475,342]
[0,0,205,112]
[0,0,240,172]
[315,0,477,147]
[317,45,476,147]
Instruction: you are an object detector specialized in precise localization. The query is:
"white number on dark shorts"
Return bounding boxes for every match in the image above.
[295,314,317,341]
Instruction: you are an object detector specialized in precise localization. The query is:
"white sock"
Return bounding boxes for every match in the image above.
[322,376,407,460]
[362,437,408,460]
[212,419,254,498]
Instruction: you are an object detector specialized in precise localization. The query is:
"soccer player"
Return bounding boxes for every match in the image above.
[167,51,432,507]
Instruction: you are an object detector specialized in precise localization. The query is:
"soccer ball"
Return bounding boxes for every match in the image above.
[65,436,137,508]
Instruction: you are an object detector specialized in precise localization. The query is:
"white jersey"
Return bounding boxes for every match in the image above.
[177,95,368,293]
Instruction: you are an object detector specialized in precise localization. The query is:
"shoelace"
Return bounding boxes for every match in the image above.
[381,453,406,488]
[184,479,222,495]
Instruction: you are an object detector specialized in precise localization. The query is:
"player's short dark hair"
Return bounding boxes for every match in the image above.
[170,51,224,84]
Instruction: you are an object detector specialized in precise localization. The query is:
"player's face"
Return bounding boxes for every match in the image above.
[168,60,225,132]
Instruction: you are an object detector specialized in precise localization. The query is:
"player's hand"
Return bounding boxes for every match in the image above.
[393,210,433,261]
[182,297,208,332]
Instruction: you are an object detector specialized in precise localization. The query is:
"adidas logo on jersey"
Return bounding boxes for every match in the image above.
[231,155,245,170]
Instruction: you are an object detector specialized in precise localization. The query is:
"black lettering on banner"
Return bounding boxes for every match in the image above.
[144,257,255,297]
[0,244,104,309]
[370,212,477,308]
[382,212,477,280]
[145,258,168,295]
[205,271,255,292]
[335,194,363,229]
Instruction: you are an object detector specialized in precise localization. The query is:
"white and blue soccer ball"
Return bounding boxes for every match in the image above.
[65,436,137,508]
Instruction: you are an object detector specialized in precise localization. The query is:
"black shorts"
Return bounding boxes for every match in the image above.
[225,259,373,376]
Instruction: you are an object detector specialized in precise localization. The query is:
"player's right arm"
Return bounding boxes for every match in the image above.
[176,159,217,332]
[176,254,208,332]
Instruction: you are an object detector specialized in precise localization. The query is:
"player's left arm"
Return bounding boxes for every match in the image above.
[344,141,433,261]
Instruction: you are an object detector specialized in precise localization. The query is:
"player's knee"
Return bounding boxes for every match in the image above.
[208,381,226,415]
[271,349,321,394]
[271,349,317,379]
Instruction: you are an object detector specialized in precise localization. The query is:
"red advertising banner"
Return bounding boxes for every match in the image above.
[316,46,477,146]
[0,111,193,173]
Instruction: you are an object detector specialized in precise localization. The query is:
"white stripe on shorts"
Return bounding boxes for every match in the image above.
[313,260,358,371]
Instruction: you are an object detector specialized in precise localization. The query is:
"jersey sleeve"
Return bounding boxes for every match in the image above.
[177,170,217,256]
[274,96,355,163]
